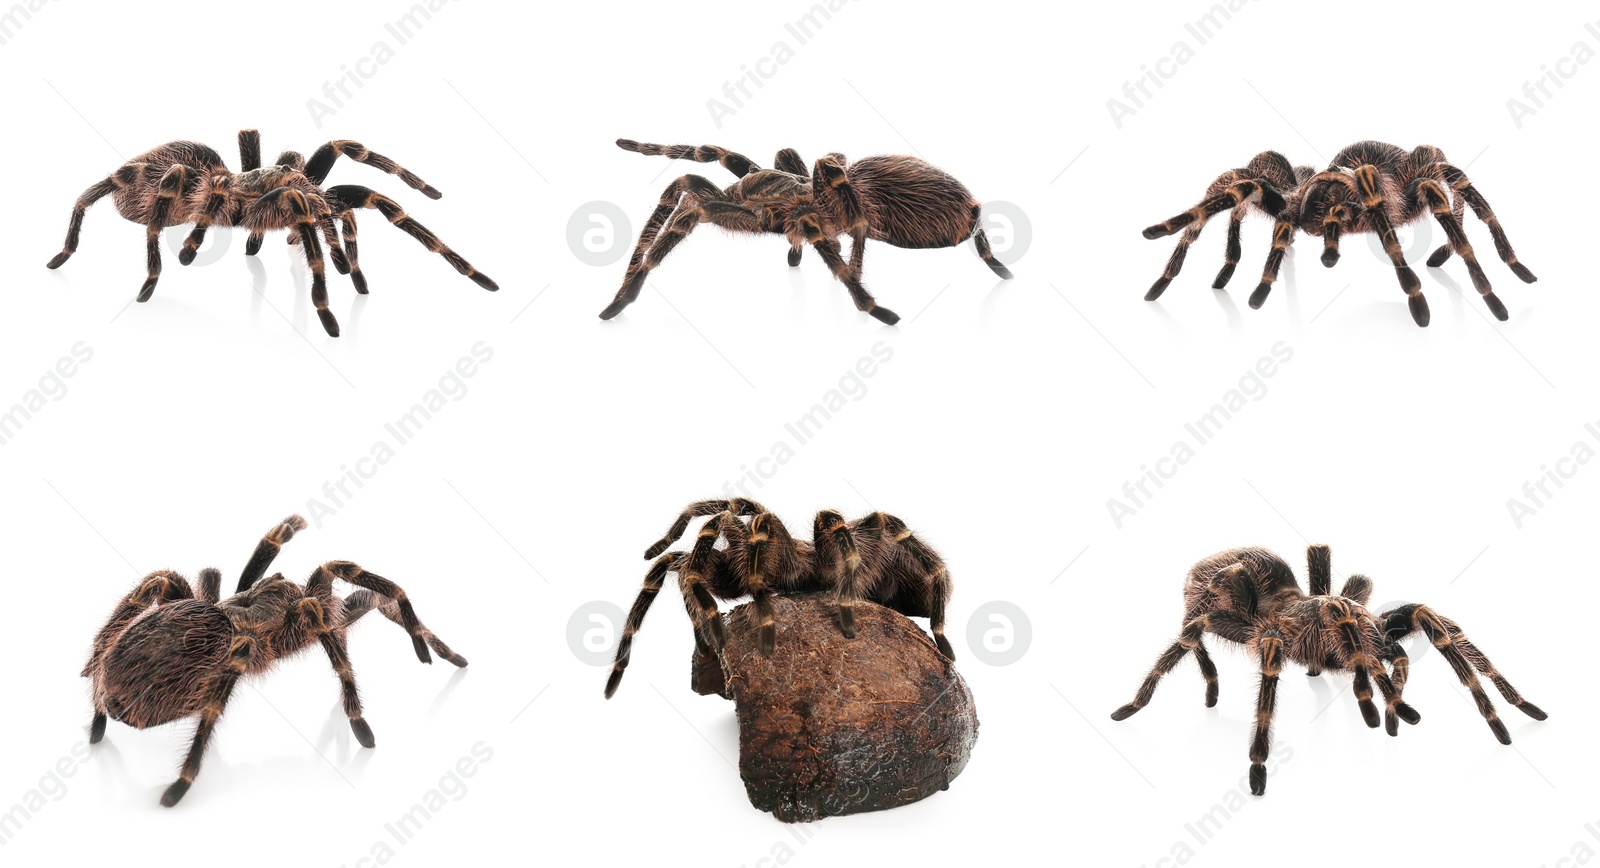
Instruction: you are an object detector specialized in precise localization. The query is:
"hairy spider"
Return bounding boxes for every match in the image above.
[83,515,467,806]
[1142,142,1536,326]
[46,129,498,337]
[1110,544,1545,795]
[604,498,954,698]
[598,140,1013,324]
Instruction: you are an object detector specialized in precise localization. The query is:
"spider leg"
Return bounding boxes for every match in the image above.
[304,141,441,199]
[605,551,683,698]
[1244,217,1298,310]
[252,187,337,334]
[197,567,222,604]
[161,633,255,806]
[1351,164,1428,326]
[1382,603,1545,744]
[235,132,264,256]
[1426,188,1465,267]
[795,209,898,324]
[238,129,261,171]
[599,174,729,320]
[1210,206,1246,288]
[773,148,807,175]
[615,139,758,178]
[1307,544,1332,596]
[1111,610,1254,719]
[177,174,233,266]
[1143,177,1282,240]
[1144,175,1287,299]
[814,509,870,638]
[295,595,376,747]
[814,157,871,280]
[47,163,149,269]
[870,512,956,659]
[136,164,193,302]
[313,561,465,667]
[1338,574,1373,606]
[1147,224,1202,299]
[680,515,731,653]
[333,206,368,293]
[324,184,497,296]
[317,210,350,275]
[237,515,308,594]
[1315,203,1357,268]
[1374,637,1422,735]
[1324,599,1383,729]
[772,148,809,265]
[971,209,1014,279]
[642,498,769,559]
[1247,628,1285,795]
[1411,177,1506,320]
[742,512,781,655]
[339,589,467,665]
[1435,162,1536,283]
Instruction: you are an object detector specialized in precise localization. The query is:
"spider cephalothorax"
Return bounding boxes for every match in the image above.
[1142,142,1536,326]
[1110,544,1545,795]
[598,140,1013,325]
[83,515,467,806]
[46,129,498,336]
[604,498,955,698]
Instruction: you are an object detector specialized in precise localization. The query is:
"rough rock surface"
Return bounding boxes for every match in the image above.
[691,593,979,822]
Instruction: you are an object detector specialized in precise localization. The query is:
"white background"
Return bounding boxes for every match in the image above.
[1,0,1596,865]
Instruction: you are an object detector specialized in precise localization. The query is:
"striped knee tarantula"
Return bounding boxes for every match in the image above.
[1142,141,1536,326]
[604,498,954,698]
[84,515,467,806]
[599,140,1013,325]
[47,129,497,337]
[1110,544,1545,795]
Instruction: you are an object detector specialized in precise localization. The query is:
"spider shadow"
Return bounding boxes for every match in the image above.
[428,666,470,715]
[1211,287,1244,333]
[977,278,1010,328]
[312,702,378,773]
[247,245,366,339]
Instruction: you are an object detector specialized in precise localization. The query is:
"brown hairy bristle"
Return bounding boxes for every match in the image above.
[45,130,498,337]
[84,515,467,806]
[598,140,1014,323]
[1109,544,1544,795]
[1140,141,1535,325]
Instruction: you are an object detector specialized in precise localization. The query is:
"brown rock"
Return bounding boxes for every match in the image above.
[691,593,979,822]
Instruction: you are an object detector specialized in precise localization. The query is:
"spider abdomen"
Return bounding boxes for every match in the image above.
[847,155,984,249]
[92,600,234,729]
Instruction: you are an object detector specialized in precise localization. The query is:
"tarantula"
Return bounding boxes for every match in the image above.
[1110,544,1546,795]
[604,498,954,698]
[1142,142,1536,326]
[598,140,1013,324]
[46,129,498,337]
[83,515,467,806]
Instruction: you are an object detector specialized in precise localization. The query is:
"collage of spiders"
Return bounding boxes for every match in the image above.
[53,130,1544,817]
